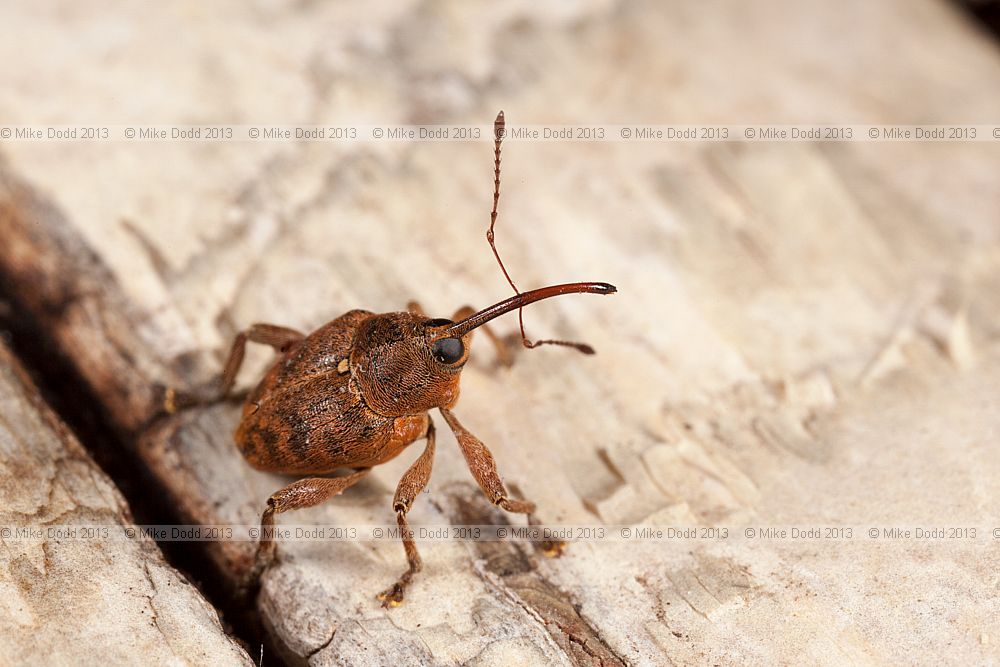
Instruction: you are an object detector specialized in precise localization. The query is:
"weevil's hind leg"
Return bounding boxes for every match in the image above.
[378,420,437,608]
[439,408,565,556]
[160,323,304,414]
[241,468,371,595]
[406,301,427,316]
[451,305,513,367]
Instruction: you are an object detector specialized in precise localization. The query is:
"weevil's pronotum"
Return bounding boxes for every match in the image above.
[199,111,615,607]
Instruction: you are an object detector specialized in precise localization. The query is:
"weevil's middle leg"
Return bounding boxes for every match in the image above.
[241,468,371,594]
[378,420,437,608]
[439,408,565,556]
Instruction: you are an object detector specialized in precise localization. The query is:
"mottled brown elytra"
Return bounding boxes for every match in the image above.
[177,111,615,607]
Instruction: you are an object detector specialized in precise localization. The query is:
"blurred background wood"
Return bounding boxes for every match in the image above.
[1,0,1000,665]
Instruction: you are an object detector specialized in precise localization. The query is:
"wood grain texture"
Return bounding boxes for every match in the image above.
[0,342,252,666]
[1,0,1000,664]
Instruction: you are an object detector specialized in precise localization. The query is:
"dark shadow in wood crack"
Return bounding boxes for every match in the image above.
[0,169,280,665]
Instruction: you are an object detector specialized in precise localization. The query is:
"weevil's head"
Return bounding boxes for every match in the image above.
[349,282,616,417]
[348,312,473,416]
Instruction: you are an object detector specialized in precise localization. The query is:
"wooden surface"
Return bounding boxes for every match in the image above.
[2,0,1000,665]
[0,342,252,666]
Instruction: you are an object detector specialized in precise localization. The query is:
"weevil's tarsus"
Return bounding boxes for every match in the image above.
[378,420,436,607]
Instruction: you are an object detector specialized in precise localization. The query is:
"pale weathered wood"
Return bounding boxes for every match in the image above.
[0,342,252,666]
[1,1,1000,665]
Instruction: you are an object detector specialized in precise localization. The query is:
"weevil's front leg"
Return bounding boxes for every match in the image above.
[378,420,437,608]
[439,408,565,556]
[242,468,371,593]
[161,323,305,413]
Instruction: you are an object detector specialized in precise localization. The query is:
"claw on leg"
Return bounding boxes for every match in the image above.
[528,515,567,557]
[376,586,402,608]
[376,515,424,608]
[540,539,567,557]
[163,386,178,414]
[154,382,204,415]
[377,568,417,608]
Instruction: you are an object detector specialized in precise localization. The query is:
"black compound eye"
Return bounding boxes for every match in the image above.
[431,337,465,364]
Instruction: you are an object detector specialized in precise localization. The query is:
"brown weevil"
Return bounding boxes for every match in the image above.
[197,111,615,607]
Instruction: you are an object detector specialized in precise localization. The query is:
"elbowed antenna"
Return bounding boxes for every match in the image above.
[436,282,616,340]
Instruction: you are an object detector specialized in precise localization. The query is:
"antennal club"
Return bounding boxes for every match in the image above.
[487,110,597,355]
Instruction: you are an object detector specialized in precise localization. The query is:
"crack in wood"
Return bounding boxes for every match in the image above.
[304,625,336,661]
[0,175,266,661]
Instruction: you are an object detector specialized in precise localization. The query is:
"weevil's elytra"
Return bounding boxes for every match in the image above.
[204,111,616,608]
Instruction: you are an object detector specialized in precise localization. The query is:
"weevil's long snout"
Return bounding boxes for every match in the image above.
[437,282,616,340]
